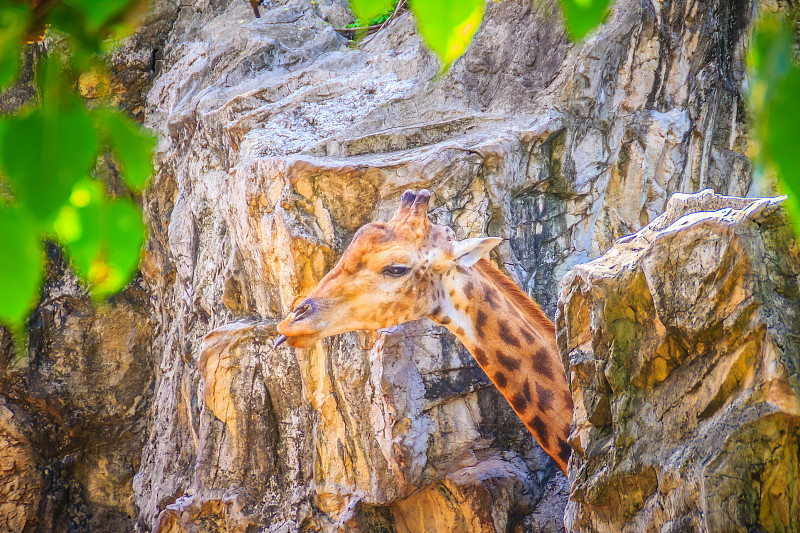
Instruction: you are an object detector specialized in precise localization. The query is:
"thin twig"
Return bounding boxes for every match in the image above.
[36,294,75,310]
[336,23,384,32]
[360,0,406,46]
[249,0,261,18]
[334,0,407,41]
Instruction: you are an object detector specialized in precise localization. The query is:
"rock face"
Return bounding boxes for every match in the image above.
[0,3,174,532]
[130,0,763,529]
[0,247,154,533]
[1,0,789,530]
[558,191,800,532]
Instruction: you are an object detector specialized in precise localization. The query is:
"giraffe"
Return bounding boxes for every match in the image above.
[276,189,574,474]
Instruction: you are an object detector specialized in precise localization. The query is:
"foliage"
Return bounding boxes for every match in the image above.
[350,0,484,69]
[559,0,611,40]
[349,0,609,68]
[0,0,153,339]
[410,0,485,68]
[747,14,800,234]
[348,0,397,27]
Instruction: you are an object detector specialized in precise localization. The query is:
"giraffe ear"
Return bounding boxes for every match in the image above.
[452,237,502,268]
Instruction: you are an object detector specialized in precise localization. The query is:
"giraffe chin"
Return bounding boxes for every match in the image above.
[279,332,323,349]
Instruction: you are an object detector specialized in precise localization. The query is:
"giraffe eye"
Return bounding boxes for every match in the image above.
[383,265,409,277]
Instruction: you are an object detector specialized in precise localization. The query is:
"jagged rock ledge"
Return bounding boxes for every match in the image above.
[557,190,800,532]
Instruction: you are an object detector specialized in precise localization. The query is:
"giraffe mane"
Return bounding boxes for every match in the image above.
[474,258,556,341]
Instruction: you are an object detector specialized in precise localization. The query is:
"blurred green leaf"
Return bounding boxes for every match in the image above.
[48,5,103,59]
[350,0,395,24]
[94,109,156,190]
[0,0,153,333]
[767,70,800,193]
[49,0,144,62]
[0,118,8,205]
[748,15,800,234]
[64,0,133,29]
[0,208,43,324]
[411,0,484,68]
[1,104,99,219]
[103,199,145,291]
[0,2,30,88]
[559,0,611,40]
[56,180,145,296]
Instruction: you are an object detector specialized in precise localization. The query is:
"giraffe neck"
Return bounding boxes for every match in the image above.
[429,258,573,474]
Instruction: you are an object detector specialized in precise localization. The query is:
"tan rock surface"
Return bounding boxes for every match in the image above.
[0,248,155,532]
[0,0,784,530]
[132,0,762,530]
[0,397,42,533]
[557,191,800,532]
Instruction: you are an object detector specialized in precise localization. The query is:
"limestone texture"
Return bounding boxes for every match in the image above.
[558,190,800,532]
[0,246,154,533]
[0,0,792,530]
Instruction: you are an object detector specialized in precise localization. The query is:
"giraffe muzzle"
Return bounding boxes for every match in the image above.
[274,300,318,348]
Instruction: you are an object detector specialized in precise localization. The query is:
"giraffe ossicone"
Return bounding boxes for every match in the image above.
[276,189,574,474]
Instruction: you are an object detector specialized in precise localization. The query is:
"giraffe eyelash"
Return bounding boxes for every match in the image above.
[382,265,409,277]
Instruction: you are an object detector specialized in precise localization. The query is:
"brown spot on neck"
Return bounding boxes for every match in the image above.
[464,281,475,299]
[558,440,571,465]
[510,392,528,411]
[530,415,549,444]
[536,382,554,412]
[520,328,535,343]
[496,351,521,371]
[475,309,488,338]
[497,320,521,347]
[533,347,554,380]
[484,286,499,309]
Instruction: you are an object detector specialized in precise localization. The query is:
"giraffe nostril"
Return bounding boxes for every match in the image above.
[290,300,315,322]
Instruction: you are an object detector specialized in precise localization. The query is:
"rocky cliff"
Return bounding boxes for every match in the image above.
[559,191,800,532]
[1,0,796,531]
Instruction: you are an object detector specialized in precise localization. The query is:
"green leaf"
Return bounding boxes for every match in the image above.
[748,15,794,80]
[765,67,800,234]
[63,0,133,30]
[103,199,145,289]
[0,104,99,219]
[56,181,145,297]
[411,0,484,68]
[350,0,395,24]
[0,207,43,324]
[559,0,611,40]
[0,2,30,88]
[48,5,103,58]
[94,109,156,190]
[748,14,800,236]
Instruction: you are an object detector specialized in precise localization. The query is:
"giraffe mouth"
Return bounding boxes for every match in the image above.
[273,332,322,349]
[275,299,328,348]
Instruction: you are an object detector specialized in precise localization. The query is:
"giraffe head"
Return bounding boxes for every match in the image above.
[276,190,501,348]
